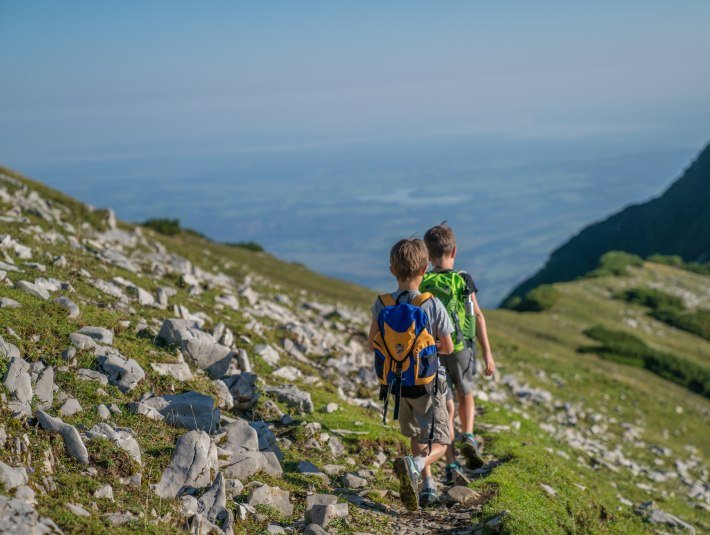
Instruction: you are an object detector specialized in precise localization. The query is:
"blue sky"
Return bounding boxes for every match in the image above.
[2,1,710,165]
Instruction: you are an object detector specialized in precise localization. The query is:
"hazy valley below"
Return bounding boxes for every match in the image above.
[17,135,701,306]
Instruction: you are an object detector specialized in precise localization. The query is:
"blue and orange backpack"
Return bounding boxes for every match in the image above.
[372,291,439,423]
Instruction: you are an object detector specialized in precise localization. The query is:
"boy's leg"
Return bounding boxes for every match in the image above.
[445,394,456,464]
[458,391,475,435]
[394,374,451,510]
[448,342,484,469]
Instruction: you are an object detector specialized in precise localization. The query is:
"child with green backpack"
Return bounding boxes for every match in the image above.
[421,223,496,492]
[369,238,455,511]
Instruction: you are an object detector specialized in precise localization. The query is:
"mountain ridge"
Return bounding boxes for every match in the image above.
[504,141,710,304]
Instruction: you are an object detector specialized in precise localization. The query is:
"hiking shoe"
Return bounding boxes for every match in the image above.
[393,456,420,511]
[418,487,439,508]
[444,461,466,486]
[459,433,484,469]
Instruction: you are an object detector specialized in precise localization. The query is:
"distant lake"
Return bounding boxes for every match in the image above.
[16,135,698,306]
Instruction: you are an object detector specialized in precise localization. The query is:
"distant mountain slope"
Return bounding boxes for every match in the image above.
[504,142,710,303]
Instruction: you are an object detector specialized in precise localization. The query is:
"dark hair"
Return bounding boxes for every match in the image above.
[424,223,456,260]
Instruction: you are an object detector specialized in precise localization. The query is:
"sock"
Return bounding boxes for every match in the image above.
[423,476,436,490]
[413,456,426,473]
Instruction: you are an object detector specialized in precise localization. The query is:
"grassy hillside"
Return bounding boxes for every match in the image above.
[0,165,708,534]
[506,141,710,303]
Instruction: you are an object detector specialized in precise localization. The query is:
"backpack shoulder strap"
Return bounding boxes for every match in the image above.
[410,292,433,307]
[378,293,395,307]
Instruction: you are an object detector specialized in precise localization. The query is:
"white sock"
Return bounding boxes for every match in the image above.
[413,456,426,473]
[423,476,436,490]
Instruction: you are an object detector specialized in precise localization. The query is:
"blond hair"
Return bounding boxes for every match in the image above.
[390,238,429,281]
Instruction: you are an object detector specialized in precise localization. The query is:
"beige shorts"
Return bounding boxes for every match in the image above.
[397,371,451,445]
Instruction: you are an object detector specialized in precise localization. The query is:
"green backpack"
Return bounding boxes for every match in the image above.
[420,271,475,352]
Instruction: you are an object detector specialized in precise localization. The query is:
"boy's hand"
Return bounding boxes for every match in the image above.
[483,353,496,376]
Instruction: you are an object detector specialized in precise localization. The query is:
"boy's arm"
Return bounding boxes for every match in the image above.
[437,333,454,355]
[368,320,378,351]
[471,292,495,376]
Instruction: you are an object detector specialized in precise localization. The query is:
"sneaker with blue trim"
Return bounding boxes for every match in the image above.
[444,461,466,485]
[393,456,421,511]
[418,487,439,508]
[459,433,484,469]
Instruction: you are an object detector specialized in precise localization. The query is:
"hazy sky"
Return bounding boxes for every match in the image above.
[2,1,710,166]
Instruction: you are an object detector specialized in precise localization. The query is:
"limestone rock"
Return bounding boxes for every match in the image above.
[153,430,218,499]
[66,503,90,517]
[59,398,82,417]
[77,368,109,385]
[151,361,193,381]
[247,484,293,517]
[0,495,61,534]
[0,336,21,359]
[33,366,54,410]
[340,473,367,489]
[304,524,328,535]
[221,420,259,453]
[96,354,145,392]
[197,472,228,525]
[78,326,114,345]
[17,280,50,300]
[0,461,28,490]
[54,296,80,319]
[265,385,313,414]
[85,423,142,466]
[181,339,233,379]
[254,344,280,367]
[0,297,21,308]
[4,355,32,415]
[635,501,695,533]
[35,410,89,464]
[221,451,264,480]
[447,486,480,505]
[137,391,220,433]
[94,484,114,501]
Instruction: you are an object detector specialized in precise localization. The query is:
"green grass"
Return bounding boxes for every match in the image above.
[471,406,646,534]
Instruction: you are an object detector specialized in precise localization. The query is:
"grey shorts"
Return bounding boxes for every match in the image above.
[442,341,476,400]
[397,370,451,445]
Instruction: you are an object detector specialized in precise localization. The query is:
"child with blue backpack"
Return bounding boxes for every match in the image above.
[369,238,455,511]
[420,223,496,488]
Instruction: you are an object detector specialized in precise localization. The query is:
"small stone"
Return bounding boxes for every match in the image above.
[322,464,345,476]
[77,326,114,345]
[97,404,111,420]
[0,298,21,308]
[150,361,193,382]
[540,483,557,497]
[36,410,89,464]
[447,486,480,505]
[54,296,80,319]
[96,354,145,392]
[105,512,134,525]
[265,385,313,414]
[59,398,82,417]
[325,403,339,413]
[247,484,293,517]
[17,280,50,300]
[340,473,367,489]
[0,462,28,490]
[66,503,90,517]
[304,524,328,535]
[94,484,114,501]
